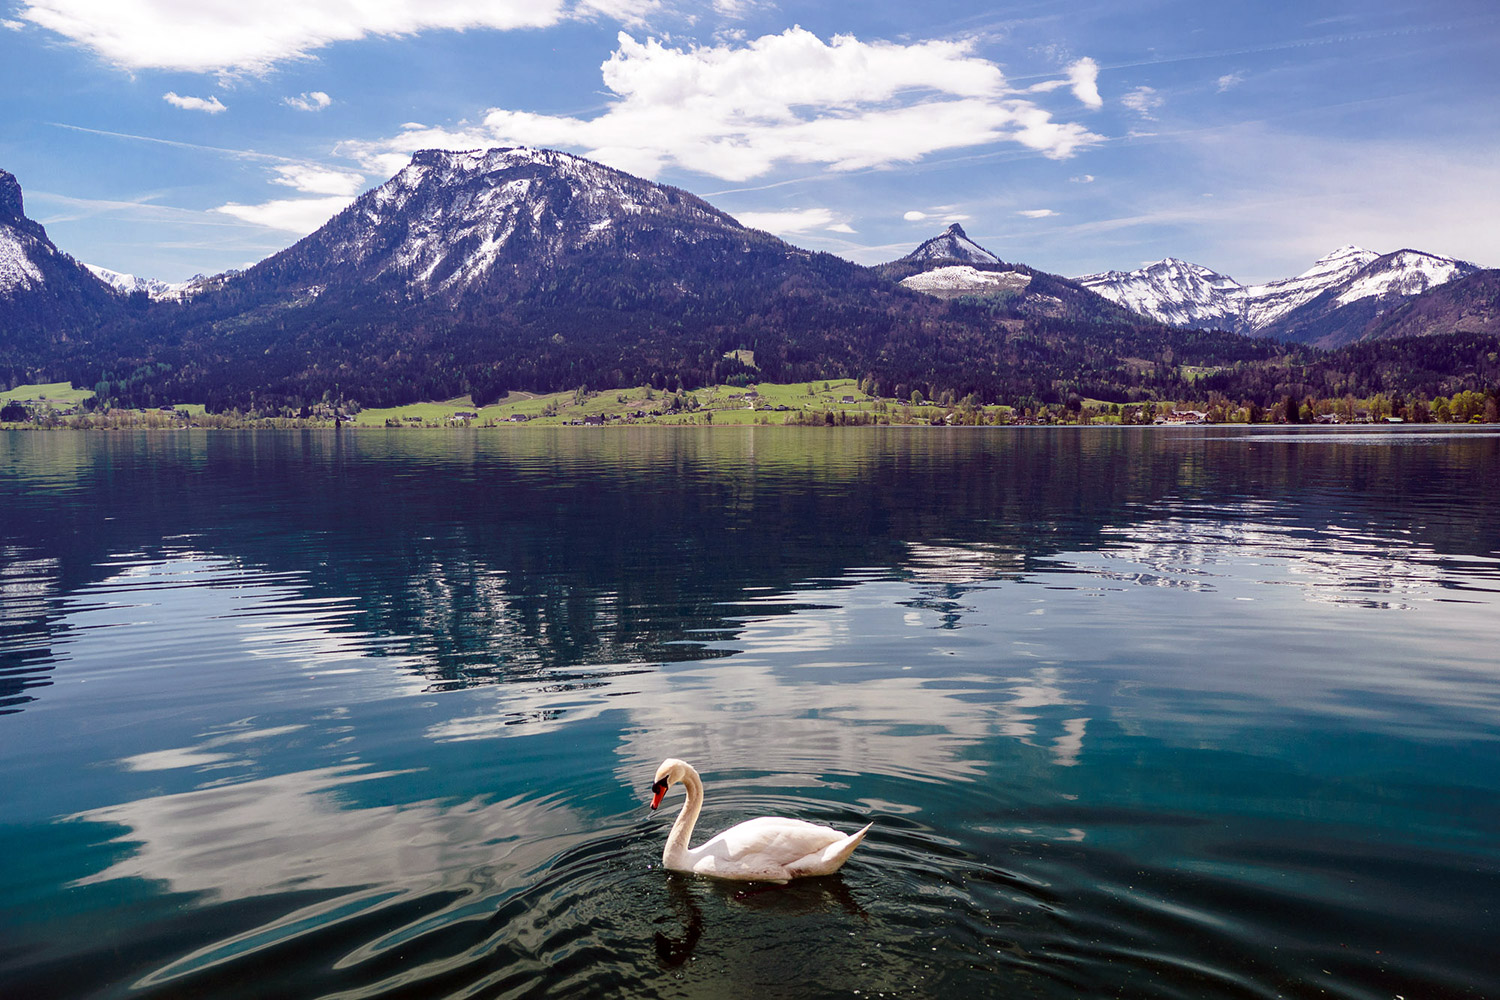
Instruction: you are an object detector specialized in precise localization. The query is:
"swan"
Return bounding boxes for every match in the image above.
[648,758,871,882]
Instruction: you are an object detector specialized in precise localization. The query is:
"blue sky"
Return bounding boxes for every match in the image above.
[2,0,1496,284]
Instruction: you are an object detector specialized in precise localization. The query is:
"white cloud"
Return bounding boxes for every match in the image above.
[735,207,846,235]
[904,207,971,224]
[162,92,226,113]
[270,164,365,196]
[1070,174,1095,183]
[1065,57,1102,109]
[215,195,354,233]
[1121,85,1163,119]
[1018,209,1057,218]
[2,18,25,29]
[346,28,1103,183]
[19,0,566,74]
[1216,72,1244,93]
[283,91,332,112]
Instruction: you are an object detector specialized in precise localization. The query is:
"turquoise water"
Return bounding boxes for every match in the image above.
[2,427,1497,999]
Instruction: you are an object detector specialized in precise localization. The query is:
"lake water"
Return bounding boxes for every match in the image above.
[2,426,1498,1000]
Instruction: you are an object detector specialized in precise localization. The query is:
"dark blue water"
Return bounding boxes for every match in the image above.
[2,427,1497,999]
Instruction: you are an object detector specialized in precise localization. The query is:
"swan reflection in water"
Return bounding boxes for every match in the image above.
[653,871,868,969]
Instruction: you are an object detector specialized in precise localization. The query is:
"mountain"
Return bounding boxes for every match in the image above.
[884,225,1147,325]
[1254,249,1484,346]
[85,265,214,301]
[1,169,123,378]
[1076,245,1484,347]
[901,223,1001,266]
[1069,257,1244,331]
[1360,269,1500,342]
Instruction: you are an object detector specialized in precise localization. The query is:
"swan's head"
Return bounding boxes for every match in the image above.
[650,758,689,810]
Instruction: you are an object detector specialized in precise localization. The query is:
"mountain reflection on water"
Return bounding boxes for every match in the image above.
[1,426,1498,1000]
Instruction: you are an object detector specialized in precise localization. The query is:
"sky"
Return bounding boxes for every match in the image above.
[2,0,1497,284]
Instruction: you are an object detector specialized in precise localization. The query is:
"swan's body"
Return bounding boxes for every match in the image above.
[649,758,871,882]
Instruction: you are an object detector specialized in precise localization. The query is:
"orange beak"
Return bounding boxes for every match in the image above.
[649,778,669,810]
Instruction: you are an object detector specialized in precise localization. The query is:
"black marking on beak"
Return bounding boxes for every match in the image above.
[649,777,669,810]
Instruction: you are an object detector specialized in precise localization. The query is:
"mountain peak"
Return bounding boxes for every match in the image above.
[1316,244,1373,264]
[0,169,25,224]
[900,223,1001,266]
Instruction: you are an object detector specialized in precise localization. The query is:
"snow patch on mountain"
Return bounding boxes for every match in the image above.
[901,265,1030,297]
[1,226,44,294]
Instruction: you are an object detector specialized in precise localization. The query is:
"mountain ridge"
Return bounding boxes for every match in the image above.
[1077,245,1483,346]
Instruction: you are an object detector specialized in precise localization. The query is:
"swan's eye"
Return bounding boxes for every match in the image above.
[651,778,668,793]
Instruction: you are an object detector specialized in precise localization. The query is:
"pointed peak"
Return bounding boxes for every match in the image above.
[0,169,24,223]
[899,223,1000,266]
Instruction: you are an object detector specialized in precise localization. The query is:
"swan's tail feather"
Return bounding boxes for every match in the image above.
[794,821,873,877]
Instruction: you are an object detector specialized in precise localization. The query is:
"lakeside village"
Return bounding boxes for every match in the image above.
[4,378,1498,431]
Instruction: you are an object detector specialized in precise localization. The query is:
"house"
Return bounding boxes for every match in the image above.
[1162,409,1208,424]
[508,413,529,422]
[841,395,856,404]
[582,414,605,425]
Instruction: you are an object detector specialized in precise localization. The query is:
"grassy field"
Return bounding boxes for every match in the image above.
[2,377,1120,428]
[1,382,94,407]
[348,379,891,427]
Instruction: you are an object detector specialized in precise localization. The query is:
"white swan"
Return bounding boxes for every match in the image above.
[648,758,871,882]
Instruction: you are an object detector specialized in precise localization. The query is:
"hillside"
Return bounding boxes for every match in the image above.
[0,169,124,383]
[1359,270,1500,342]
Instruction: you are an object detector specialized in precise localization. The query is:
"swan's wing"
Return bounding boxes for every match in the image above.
[689,817,843,873]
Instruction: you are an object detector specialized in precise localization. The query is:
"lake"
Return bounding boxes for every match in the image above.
[2,426,1498,999]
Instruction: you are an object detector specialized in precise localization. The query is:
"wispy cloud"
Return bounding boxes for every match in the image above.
[49,122,296,162]
[1216,72,1244,93]
[283,91,332,112]
[734,207,848,235]
[1121,86,1163,119]
[163,92,226,114]
[344,28,1104,183]
[1018,208,1057,218]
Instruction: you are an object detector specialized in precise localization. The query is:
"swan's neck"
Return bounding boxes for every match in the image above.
[663,766,704,868]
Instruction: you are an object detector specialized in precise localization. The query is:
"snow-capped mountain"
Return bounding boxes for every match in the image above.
[85,265,232,301]
[1072,257,1244,331]
[1,169,121,350]
[251,146,777,300]
[1076,245,1483,346]
[901,223,1001,266]
[2,169,59,297]
[86,264,189,300]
